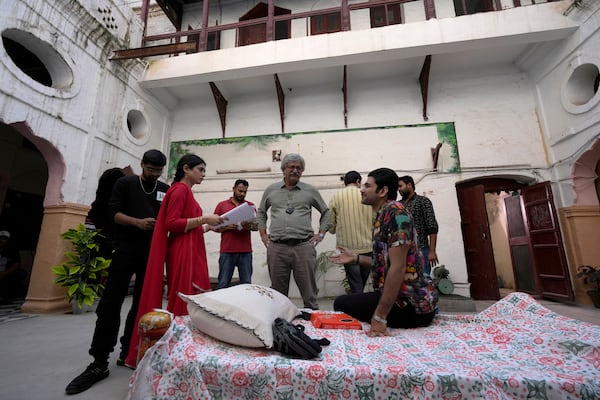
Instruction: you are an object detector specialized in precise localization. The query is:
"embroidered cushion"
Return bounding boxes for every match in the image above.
[179,284,299,348]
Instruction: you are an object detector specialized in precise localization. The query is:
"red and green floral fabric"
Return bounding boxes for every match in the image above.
[128,292,599,400]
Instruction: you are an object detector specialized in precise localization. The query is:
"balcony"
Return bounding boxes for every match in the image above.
[112,0,577,125]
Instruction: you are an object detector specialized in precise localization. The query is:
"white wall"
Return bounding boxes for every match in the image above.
[517,0,600,207]
[0,0,171,206]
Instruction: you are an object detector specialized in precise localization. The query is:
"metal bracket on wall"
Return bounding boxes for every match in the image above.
[209,82,228,138]
[419,55,432,121]
[343,65,348,128]
[274,74,285,133]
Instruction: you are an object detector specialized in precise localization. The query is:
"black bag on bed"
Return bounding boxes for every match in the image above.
[272,317,330,359]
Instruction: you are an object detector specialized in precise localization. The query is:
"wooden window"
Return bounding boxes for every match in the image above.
[310,12,341,35]
[238,2,291,47]
[187,26,220,52]
[206,32,220,51]
[370,3,402,28]
[454,0,494,16]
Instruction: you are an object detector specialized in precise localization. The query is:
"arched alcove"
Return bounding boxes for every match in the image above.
[572,137,600,205]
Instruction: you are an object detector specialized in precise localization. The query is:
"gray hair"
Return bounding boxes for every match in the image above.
[280,153,305,171]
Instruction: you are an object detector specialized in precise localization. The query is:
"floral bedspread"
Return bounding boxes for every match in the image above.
[127,292,600,400]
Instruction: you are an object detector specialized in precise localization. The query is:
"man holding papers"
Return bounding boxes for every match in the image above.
[213,179,257,289]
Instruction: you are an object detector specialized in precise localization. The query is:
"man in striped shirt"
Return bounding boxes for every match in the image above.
[329,171,375,294]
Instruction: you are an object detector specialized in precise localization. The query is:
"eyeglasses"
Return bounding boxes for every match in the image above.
[285,165,303,171]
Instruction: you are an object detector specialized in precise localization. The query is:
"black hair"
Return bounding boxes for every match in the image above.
[174,154,205,182]
[398,175,416,190]
[234,179,249,187]
[88,168,125,231]
[142,149,167,166]
[343,170,361,185]
[368,168,399,200]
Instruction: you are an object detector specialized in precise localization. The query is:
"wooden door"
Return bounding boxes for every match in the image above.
[238,24,266,46]
[522,182,574,301]
[457,184,499,299]
[504,194,537,294]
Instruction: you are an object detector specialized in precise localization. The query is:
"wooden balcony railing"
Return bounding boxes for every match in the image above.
[111,0,559,61]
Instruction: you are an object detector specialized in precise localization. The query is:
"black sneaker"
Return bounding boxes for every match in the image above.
[65,362,109,395]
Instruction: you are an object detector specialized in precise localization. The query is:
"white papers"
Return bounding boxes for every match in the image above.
[213,202,256,229]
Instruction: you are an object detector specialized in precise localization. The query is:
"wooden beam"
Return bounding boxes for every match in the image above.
[266,0,275,41]
[423,0,437,20]
[199,0,210,52]
[341,0,351,31]
[419,55,432,121]
[110,42,196,60]
[209,82,228,138]
[156,0,183,30]
[274,74,285,132]
[140,0,149,45]
[343,65,348,128]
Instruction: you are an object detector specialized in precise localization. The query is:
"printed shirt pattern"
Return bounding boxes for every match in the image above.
[371,200,438,314]
[402,194,438,249]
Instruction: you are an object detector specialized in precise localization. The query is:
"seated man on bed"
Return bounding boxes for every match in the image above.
[329,168,438,337]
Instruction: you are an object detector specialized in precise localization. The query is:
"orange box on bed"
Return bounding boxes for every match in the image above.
[310,312,362,330]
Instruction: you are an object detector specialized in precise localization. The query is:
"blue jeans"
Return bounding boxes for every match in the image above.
[217,252,252,289]
[421,246,431,277]
[344,252,372,294]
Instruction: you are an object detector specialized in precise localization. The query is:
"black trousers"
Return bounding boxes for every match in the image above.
[334,290,435,329]
[89,243,150,364]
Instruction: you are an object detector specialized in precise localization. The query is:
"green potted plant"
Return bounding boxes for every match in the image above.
[52,223,111,313]
[576,265,600,308]
[316,250,351,294]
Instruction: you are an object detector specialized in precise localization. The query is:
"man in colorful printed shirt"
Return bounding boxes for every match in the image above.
[398,175,439,277]
[330,168,438,336]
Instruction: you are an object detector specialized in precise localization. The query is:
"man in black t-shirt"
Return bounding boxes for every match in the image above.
[66,149,169,395]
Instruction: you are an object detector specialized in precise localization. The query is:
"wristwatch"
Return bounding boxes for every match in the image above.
[318,232,324,238]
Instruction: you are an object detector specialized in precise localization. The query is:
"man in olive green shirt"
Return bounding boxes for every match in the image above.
[257,153,331,309]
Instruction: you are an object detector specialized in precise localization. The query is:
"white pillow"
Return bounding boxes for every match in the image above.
[179,284,299,348]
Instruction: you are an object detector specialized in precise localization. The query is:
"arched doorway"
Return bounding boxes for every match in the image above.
[1,121,67,310]
[456,176,574,302]
[0,122,47,299]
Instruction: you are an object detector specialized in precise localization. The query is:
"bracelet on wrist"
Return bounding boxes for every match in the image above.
[372,314,387,325]
[197,216,203,225]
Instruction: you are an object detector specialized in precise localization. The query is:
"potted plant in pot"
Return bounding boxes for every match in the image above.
[52,223,111,313]
[576,265,600,308]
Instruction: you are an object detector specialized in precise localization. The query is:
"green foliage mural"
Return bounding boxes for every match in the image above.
[168,122,460,178]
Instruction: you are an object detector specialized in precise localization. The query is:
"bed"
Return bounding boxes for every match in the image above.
[127,292,600,399]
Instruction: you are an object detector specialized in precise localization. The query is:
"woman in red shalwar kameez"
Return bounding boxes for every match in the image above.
[124,154,225,368]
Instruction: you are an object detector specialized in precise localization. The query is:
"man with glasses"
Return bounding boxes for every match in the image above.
[257,153,331,310]
[66,149,169,395]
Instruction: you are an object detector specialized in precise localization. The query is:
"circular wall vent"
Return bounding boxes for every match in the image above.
[1,28,73,90]
[126,109,150,141]
[562,56,600,114]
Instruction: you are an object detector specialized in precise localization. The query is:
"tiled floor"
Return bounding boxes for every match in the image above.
[0,294,597,400]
